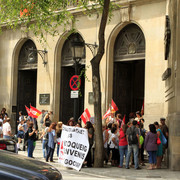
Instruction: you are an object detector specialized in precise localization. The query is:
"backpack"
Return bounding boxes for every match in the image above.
[128,127,138,145]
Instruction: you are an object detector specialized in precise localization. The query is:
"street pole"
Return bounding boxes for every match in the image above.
[74,60,79,121]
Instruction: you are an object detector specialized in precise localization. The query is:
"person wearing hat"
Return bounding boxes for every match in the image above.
[3,118,12,139]
[160,118,169,160]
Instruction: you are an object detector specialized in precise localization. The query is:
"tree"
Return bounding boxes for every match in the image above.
[0,0,111,167]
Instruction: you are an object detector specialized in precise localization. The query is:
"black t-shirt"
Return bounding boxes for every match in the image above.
[28,127,36,140]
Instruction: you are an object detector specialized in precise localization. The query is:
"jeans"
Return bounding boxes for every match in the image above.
[126,144,139,169]
[42,139,48,158]
[46,143,56,162]
[27,139,34,158]
[147,151,157,164]
[57,144,60,157]
[119,145,128,167]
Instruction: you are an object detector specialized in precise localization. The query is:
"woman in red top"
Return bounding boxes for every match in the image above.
[118,124,128,168]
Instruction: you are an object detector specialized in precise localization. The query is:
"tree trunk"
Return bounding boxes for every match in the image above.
[91,0,110,167]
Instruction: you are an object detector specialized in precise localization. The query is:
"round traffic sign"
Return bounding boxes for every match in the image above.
[69,75,81,90]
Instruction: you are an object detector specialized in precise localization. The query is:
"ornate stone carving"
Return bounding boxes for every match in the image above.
[120,6,130,22]
[114,24,145,61]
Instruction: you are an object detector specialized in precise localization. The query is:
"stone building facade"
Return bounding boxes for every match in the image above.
[166,0,180,170]
[0,0,172,166]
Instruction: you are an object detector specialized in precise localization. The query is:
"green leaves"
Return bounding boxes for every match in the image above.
[0,0,114,43]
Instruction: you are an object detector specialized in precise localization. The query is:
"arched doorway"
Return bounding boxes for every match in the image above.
[113,24,145,117]
[17,39,37,118]
[60,33,85,124]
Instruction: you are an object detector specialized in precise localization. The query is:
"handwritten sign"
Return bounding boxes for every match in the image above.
[58,125,89,171]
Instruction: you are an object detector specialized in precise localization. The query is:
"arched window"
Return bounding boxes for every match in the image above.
[61,33,85,66]
[114,24,145,61]
[18,39,37,70]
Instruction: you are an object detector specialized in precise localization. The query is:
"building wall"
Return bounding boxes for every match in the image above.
[0,0,167,132]
[166,0,180,170]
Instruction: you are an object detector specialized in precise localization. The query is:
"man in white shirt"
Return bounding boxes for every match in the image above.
[3,118,12,139]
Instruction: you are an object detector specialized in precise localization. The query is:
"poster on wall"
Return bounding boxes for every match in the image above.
[58,125,89,171]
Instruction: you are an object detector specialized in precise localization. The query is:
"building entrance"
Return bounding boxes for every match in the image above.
[17,70,37,115]
[60,33,85,124]
[17,39,37,117]
[113,60,145,116]
[113,23,145,117]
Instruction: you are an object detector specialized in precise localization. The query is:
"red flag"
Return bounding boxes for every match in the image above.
[121,115,126,128]
[81,108,91,124]
[25,105,33,117]
[30,105,42,118]
[111,99,118,112]
[141,100,144,115]
[102,107,111,119]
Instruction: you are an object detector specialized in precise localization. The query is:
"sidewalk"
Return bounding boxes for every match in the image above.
[18,140,180,180]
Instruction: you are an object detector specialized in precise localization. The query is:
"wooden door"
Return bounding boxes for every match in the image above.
[17,70,37,116]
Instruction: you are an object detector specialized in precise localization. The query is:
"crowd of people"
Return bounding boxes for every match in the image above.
[102,111,169,170]
[0,107,169,170]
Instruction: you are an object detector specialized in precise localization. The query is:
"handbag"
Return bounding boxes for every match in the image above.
[157,137,161,145]
[161,133,167,145]
[139,135,144,145]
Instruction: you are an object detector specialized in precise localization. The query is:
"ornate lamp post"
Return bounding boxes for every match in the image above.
[71,34,85,121]
[71,33,98,121]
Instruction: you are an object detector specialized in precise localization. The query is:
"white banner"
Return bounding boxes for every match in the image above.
[58,125,89,171]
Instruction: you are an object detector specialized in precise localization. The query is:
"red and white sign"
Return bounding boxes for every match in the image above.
[81,108,91,124]
[69,75,81,91]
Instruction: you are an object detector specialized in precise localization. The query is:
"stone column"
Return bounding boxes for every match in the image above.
[167,0,180,170]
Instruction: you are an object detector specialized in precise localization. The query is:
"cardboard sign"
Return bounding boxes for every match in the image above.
[58,125,89,171]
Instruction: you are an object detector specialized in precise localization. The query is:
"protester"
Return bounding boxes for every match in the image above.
[139,122,146,166]
[0,114,3,123]
[126,120,141,170]
[85,121,94,167]
[154,121,163,169]
[46,122,57,162]
[43,113,51,125]
[144,124,158,170]
[107,123,113,163]
[3,118,12,139]
[115,113,122,127]
[1,108,8,119]
[135,111,143,123]
[102,124,109,165]
[109,125,119,166]
[56,121,62,157]
[75,122,81,127]
[41,120,50,159]
[67,117,75,126]
[27,122,37,158]
[18,111,24,124]
[129,112,135,123]
[118,124,128,168]
[40,110,48,129]
[0,122,3,138]
[17,123,25,150]
[160,118,169,154]
[106,112,115,125]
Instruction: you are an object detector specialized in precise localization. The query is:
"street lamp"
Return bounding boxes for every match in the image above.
[28,48,48,67]
[71,33,98,121]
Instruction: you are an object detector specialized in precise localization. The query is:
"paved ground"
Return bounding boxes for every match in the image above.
[18,141,180,180]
